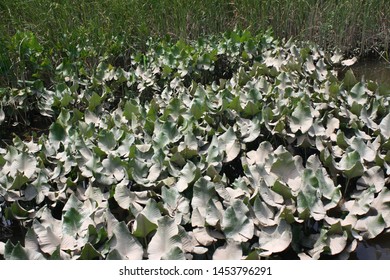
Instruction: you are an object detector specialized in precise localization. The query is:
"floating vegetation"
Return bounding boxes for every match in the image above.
[1,30,390,260]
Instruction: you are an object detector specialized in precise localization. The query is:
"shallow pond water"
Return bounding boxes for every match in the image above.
[351,233,390,260]
[351,58,390,85]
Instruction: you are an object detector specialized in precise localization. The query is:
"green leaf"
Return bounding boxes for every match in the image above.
[270,147,302,194]
[106,249,123,260]
[348,82,367,106]
[213,240,243,260]
[109,221,143,260]
[123,100,140,120]
[221,200,254,242]
[88,92,102,111]
[257,220,292,253]
[253,195,276,227]
[4,241,29,260]
[49,122,66,149]
[338,151,364,179]
[205,135,223,166]
[98,130,116,152]
[10,201,29,219]
[290,101,313,133]
[32,218,61,254]
[354,214,385,239]
[343,69,357,90]
[147,216,183,260]
[379,113,390,139]
[190,98,205,120]
[178,131,198,159]
[327,232,348,255]
[218,127,240,162]
[336,130,349,149]
[191,178,217,223]
[10,172,29,190]
[78,243,102,260]
[297,178,326,221]
[63,207,83,236]
[161,246,185,260]
[133,213,158,238]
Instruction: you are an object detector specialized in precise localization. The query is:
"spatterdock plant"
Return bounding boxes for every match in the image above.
[1,30,389,260]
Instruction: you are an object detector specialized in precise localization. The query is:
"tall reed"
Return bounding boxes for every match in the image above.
[0,0,389,54]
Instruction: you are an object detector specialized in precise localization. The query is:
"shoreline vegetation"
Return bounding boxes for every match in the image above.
[1,0,389,55]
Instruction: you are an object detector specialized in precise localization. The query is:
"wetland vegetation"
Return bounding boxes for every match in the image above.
[0,0,389,260]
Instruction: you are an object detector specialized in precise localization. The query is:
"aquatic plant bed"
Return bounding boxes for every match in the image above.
[1,31,390,260]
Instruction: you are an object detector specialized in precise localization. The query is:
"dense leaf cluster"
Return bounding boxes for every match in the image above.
[1,30,390,259]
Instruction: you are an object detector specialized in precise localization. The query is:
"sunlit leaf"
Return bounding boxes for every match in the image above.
[147,216,183,260]
[257,220,292,253]
[290,101,313,133]
[213,240,242,260]
[110,222,143,260]
[221,200,254,242]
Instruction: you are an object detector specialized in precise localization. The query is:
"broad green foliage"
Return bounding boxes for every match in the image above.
[1,30,390,260]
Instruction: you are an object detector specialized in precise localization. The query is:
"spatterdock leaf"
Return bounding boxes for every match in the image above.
[343,69,357,89]
[354,214,385,239]
[2,149,37,180]
[78,242,102,260]
[147,216,183,260]
[191,178,217,221]
[114,185,132,209]
[4,241,28,260]
[218,127,240,162]
[341,57,357,67]
[221,200,254,242]
[379,113,390,139]
[338,151,364,179]
[290,101,313,133]
[327,232,348,255]
[109,222,143,260]
[63,208,83,236]
[270,146,303,194]
[257,220,292,253]
[213,240,243,260]
[49,122,66,149]
[133,213,157,238]
[253,195,276,227]
[33,220,61,254]
[297,181,326,221]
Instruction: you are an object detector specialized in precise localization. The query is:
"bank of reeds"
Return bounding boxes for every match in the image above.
[0,0,389,55]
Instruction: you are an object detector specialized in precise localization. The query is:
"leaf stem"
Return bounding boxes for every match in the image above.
[343,177,350,198]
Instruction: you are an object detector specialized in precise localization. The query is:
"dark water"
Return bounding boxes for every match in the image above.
[348,59,390,259]
[351,233,390,260]
[351,58,390,86]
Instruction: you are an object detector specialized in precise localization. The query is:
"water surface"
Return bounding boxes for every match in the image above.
[351,58,390,85]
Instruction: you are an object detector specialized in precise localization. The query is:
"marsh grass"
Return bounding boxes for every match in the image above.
[0,0,389,55]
